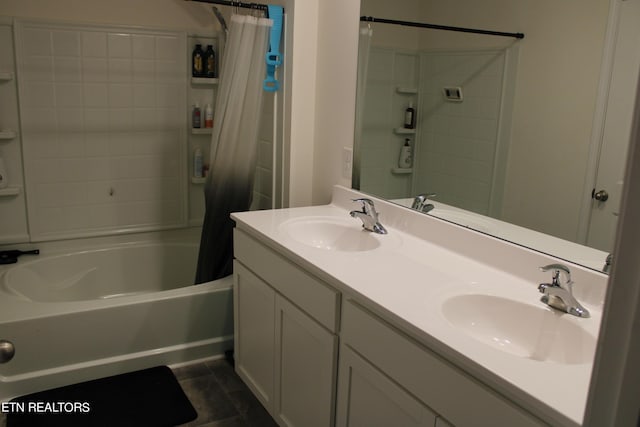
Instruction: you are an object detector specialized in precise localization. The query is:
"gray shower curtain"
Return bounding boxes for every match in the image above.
[195,15,272,284]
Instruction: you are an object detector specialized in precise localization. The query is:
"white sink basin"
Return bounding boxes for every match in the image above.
[280,217,382,252]
[441,294,596,365]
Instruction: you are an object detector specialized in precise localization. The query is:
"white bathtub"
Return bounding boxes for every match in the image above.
[0,238,233,401]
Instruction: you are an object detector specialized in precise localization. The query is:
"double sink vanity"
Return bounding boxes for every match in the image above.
[231,186,606,427]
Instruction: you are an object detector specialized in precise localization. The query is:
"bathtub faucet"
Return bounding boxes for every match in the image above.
[350,198,387,234]
[0,249,40,265]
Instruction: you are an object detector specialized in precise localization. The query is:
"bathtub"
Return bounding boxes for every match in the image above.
[0,238,233,401]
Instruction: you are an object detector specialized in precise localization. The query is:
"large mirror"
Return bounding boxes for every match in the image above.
[353,0,640,272]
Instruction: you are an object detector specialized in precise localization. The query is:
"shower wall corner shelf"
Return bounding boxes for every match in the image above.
[192,128,213,135]
[394,128,416,135]
[191,77,219,85]
[391,168,413,174]
[0,187,20,197]
[0,130,17,140]
[0,71,14,81]
[396,86,418,94]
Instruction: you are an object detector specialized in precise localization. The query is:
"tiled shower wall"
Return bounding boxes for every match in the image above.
[414,51,506,215]
[16,21,187,241]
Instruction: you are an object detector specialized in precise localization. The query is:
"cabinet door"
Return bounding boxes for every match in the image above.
[275,295,338,427]
[233,261,276,410]
[336,345,437,427]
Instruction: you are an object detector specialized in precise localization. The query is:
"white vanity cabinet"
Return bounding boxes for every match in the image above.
[337,299,546,427]
[233,228,340,427]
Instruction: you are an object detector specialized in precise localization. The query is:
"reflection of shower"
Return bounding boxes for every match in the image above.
[212,6,229,37]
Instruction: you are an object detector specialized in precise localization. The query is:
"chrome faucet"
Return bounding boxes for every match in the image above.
[350,198,387,234]
[602,253,613,274]
[538,264,590,318]
[411,193,436,213]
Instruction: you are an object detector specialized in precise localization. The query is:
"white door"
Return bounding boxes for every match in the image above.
[587,0,640,251]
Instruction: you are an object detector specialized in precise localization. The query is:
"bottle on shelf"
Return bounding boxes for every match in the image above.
[398,138,413,169]
[192,44,205,77]
[192,103,201,129]
[205,45,216,78]
[193,147,203,178]
[205,104,213,128]
[404,101,416,129]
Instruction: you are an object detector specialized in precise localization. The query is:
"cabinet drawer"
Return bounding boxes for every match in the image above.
[234,228,340,332]
[342,299,545,427]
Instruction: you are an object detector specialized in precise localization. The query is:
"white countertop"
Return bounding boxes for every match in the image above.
[232,186,608,427]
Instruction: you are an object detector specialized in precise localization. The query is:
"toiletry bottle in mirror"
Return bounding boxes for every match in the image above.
[194,147,203,178]
[404,101,416,129]
[192,103,201,129]
[205,104,213,128]
[192,44,204,77]
[398,138,412,168]
[205,45,216,78]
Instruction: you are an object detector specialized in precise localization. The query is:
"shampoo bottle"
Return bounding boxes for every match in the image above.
[192,103,201,129]
[205,45,216,78]
[205,104,213,128]
[398,138,413,168]
[192,44,204,77]
[404,101,416,129]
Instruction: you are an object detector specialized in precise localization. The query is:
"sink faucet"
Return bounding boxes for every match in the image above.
[538,264,590,318]
[411,193,436,213]
[350,198,387,234]
[602,253,613,274]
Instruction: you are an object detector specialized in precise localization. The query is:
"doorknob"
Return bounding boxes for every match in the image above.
[592,189,609,202]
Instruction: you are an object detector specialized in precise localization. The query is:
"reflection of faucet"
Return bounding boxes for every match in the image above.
[411,193,436,213]
[602,253,613,274]
[538,264,590,318]
[350,198,387,234]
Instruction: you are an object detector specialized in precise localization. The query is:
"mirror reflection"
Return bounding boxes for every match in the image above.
[353,0,640,271]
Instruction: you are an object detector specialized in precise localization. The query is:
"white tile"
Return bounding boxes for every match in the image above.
[84,109,109,132]
[82,31,107,57]
[21,108,57,132]
[108,58,132,82]
[156,83,181,107]
[109,132,135,156]
[32,159,61,185]
[89,204,117,228]
[83,83,108,107]
[132,34,155,59]
[82,57,108,82]
[155,60,182,82]
[108,108,133,131]
[57,132,85,157]
[133,108,157,131]
[28,133,59,158]
[22,82,55,107]
[38,207,65,233]
[52,30,80,56]
[54,56,82,82]
[22,28,52,56]
[133,59,155,82]
[22,56,53,81]
[36,183,64,207]
[87,181,115,204]
[55,83,83,107]
[108,83,133,107]
[63,206,92,230]
[59,158,88,182]
[133,84,156,107]
[85,133,110,156]
[85,157,111,180]
[155,36,179,60]
[157,107,181,129]
[56,109,84,132]
[108,33,132,58]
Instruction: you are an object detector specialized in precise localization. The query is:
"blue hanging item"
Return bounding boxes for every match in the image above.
[264,5,283,92]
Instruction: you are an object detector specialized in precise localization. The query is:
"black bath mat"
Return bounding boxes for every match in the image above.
[6,365,197,427]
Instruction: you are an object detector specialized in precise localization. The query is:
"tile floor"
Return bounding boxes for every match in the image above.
[173,358,278,427]
[0,358,278,427]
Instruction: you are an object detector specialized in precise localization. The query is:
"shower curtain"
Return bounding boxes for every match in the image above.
[195,15,272,283]
[353,24,373,189]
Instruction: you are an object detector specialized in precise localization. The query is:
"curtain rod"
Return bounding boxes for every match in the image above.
[186,0,269,12]
[360,16,524,40]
